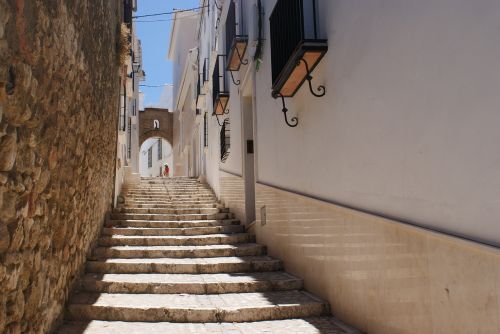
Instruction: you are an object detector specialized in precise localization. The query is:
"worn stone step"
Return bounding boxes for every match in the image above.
[125,189,213,194]
[66,290,328,322]
[125,193,214,198]
[119,203,220,209]
[98,233,255,246]
[80,272,303,294]
[110,212,234,221]
[86,256,282,274]
[58,317,359,334]
[114,207,227,214]
[105,218,241,228]
[102,225,244,237]
[92,243,266,259]
[123,200,219,205]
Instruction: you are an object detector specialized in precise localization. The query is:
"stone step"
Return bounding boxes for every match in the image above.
[80,272,303,294]
[66,290,329,322]
[101,225,244,237]
[97,233,255,246]
[105,218,241,228]
[123,200,219,205]
[119,203,220,209]
[86,256,282,274]
[125,193,215,198]
[109,212,234,221]
[92,243,266,259]
[58,317,359,334]
[125,189,213,194]
[113,207,227,214]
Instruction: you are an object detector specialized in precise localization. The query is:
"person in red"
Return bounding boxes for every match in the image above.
[163,163,170,177]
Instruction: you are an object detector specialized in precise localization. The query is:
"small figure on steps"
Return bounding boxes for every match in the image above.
[163,163,170,177]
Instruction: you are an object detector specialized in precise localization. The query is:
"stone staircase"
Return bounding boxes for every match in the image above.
[58,177,360,333]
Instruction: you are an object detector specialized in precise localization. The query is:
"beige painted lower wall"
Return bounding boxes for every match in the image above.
[255,183,500,334]
[219,171,246,224]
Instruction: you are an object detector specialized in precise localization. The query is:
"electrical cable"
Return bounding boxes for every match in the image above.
[132,6,207,19]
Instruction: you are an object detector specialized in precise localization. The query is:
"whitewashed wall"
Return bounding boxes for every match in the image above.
[253,0,500,245]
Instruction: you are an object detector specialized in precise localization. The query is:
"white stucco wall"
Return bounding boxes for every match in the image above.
[253,0,500,245]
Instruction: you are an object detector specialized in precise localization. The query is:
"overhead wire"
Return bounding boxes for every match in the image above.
[132,6,207,19]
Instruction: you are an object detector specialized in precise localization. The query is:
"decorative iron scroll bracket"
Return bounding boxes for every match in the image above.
[234,43,248,66]
[272,93,298,128]
[297,58,325,97]
[229,70,240,86]
[214,111,229,126]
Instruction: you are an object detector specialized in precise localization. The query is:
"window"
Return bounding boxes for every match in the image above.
[225,0,248,72]
[147,147,152,168]
[220,118,230,162]
[204,112,208,147]
[269,0,327,97]
[153,119,160,129]
[127,118,132,159]
[157,139,162,160]
[212,55,229,116]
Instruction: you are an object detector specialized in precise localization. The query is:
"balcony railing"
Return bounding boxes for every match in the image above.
[270,0,327,98]
[225,0,248,72]
[220,118,230,162]
[212,55,229,119]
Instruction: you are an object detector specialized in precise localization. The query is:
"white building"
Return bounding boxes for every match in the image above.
[139,138,173,177]
[171,1,500,333]
[114,0,145,205]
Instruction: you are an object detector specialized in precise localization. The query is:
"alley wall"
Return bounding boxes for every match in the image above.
[0,1,121,333]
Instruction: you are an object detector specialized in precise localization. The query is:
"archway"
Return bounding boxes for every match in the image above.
[139,137,173,177]
[139,107,173,147]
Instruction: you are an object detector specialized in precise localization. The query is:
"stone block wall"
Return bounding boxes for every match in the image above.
[0,1,121,333]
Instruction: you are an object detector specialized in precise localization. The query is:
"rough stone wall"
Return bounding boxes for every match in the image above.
[0,1,121,333]
[139,108,173,147]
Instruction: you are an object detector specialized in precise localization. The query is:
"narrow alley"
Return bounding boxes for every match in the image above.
[1,0,500,333]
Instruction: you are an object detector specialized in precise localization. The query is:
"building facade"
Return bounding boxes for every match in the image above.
[171,1,500,333]
[114,0,145,205]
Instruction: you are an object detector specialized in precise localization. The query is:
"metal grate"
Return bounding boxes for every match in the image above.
[225,0,236,56]
[269,0,304,84]
[220,118,230,162]
[204,112,208,147]
[212,56,228,110]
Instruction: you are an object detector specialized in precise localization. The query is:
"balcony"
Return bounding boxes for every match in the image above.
[212,55,229,119]
[225,0,248,72]
[270,0,327,98]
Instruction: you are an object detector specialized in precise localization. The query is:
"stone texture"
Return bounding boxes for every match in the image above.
[0,1,121,333]
[58,317,359,334]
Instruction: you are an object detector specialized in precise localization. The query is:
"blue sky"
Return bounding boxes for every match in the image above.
[136,0,199,107]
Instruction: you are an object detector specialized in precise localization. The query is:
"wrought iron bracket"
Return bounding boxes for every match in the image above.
[229,70,240,86]
[213,111,229,126]
[272,93,298,128]
[297,58,325,97]
[234,44,248,66]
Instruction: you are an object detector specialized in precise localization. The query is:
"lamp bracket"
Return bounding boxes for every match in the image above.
[297,58,325,97]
